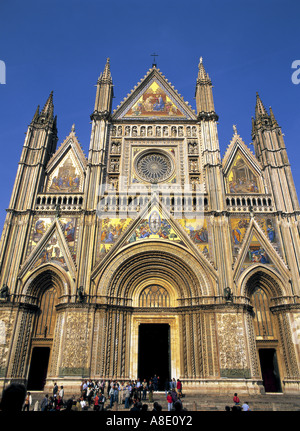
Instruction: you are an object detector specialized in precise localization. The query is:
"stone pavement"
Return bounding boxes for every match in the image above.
[28,391,300,412]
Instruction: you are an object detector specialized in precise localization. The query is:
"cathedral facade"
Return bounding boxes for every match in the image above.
[1,58,300,395]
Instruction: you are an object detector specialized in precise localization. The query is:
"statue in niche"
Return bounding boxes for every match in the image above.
[76,286,86,303]
[224,287,233,302]
[0,284,9,301]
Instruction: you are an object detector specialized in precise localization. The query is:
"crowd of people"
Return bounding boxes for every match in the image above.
[0,380,251,413]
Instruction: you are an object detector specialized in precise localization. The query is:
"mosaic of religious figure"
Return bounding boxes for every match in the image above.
[60,217,78,259]
[266,218,276,243]
[125,82,184,117]
[48,156,80,192]
[178,218,210,257]
[231,218,250,245]
[33,233,68,271]
[227,154,260,193]
[125,211,183,245]
[27,217,54,257]
[180,219,209,244]
[246,242,270,264]
[100,218,130,244]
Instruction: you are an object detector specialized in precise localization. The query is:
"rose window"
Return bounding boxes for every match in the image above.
[135,151,173,183]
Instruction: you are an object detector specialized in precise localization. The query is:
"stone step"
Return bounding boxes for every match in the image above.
[27,391,300,411]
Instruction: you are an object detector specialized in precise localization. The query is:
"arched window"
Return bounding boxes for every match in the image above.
[251,287,274,338]
[139,285,170,308]
[35,287,58,338]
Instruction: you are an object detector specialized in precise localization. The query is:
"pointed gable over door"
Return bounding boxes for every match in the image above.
[112,67,197,120]
[45,126,87,193]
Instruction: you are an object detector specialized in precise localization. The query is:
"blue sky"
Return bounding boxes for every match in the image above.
[0,0,300,231]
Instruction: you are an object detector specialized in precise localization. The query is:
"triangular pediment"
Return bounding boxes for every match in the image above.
[233,218,289,279]
[112,68,197,120]
[45,129,87,193]
[20,219,76,278]
[92,197,216,279]
[223,131,263,194]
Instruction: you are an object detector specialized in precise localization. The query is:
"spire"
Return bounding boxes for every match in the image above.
[92,58,114,119]
[31,105,40,124]
[195,57,217,120]
[197,57,211,83]
[98,58,112,84]
[255,92,268,119]
[269,106,279,127]
[41,91,54,119]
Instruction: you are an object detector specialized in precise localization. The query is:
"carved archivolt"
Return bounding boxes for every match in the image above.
[96,241,215,301]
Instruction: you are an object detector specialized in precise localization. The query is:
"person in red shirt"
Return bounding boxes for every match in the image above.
[167,392,173,411]
[233,393,240,405]
[93,392,100,411]
[176,379,182,398]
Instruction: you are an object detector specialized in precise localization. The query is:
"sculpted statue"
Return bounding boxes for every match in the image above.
[0,285,9,301]
[224,286,233,302]
[76,286,85,303]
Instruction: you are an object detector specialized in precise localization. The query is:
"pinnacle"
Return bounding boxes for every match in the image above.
[41,90,54,119]
[197,57,210,82]
[98,57,112,83]
[255,92,268,118]
[269,106,279,127]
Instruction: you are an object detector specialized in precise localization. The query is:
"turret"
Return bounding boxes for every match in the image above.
[195,57,218,121]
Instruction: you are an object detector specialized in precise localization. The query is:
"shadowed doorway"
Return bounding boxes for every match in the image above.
[138,323,170,390]
[259,348,282,393]
[27,347,50,390]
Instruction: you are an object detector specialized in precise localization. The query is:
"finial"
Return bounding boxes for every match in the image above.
[233,124,237,135]
[199,56,203,64]
[71,123,75,133]
[151,53,158,67]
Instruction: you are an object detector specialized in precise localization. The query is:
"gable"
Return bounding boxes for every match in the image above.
[231,217,288,279]
[46,147,83,193]
[112,68,197,120]
[45,130,87,193]
[124,81,186,119]
[93,195,215,282]
[20,219,77,278]
[225,151,261,194]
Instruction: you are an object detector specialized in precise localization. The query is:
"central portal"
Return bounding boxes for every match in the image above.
[138,323,170,390]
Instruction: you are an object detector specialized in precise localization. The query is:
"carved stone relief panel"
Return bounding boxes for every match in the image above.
[217,313,250,378]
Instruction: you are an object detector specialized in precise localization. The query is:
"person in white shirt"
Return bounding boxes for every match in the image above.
[242,401,250,411]
[59,386,64,399]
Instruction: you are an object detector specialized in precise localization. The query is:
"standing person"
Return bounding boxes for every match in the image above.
[164,378,170,396]
[136,378,142,399]
[167,391,173,411]
[142,379,148,400]
[148,380,154,403]
[153,375,158,392]
[172,378,176,389]
[113,384,119,405]
[40,394,49,411]
[233,393,240,405]
[171,388,178,405]
[23,391,32,411]
[53,382,58,398]
[93,392,100,411]
[176,379,182,398]
[109,385,115,409]
[55,395,63,411]
[82,380,88,399]
[99,392,106,411]
[59,385,64,400]
[124,384,131,409]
